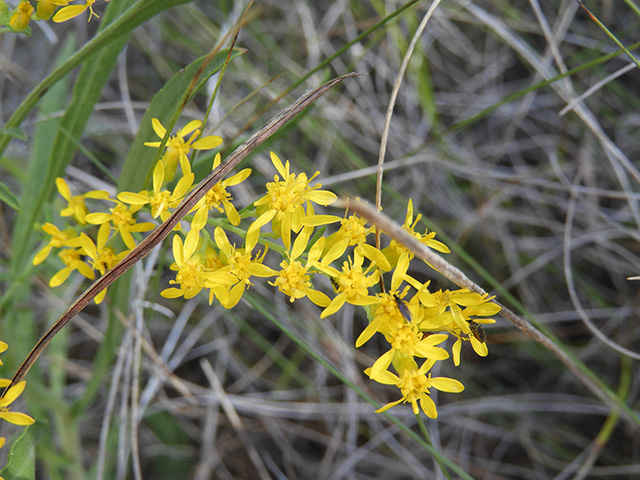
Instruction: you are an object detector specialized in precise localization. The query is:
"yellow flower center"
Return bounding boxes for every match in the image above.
[273,259,310,297]
[166,130,198,157]
[59,249,81,267]
[335,260,377,302]
[398,369,429,402]
[204,184,231,211]
[175,259,205,293]
[264,175,308,213]
[389,324,422,356]
[227,251,255,284]
[50,231,73,249]
[149,191,172,218]
[111,204,135,228]
[93,247,118,275]
[205,247,224,270]
[338,215,370,245]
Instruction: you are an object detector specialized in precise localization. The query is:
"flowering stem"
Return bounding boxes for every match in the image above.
[4,73,358,390]
[336,198,640,430]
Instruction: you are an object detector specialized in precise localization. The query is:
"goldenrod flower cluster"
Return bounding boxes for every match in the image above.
[0,341,36,479]
[0,0,108,34]
[34,117,501,418]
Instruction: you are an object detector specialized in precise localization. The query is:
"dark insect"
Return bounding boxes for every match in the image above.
[421,331,433,340]
[467,320,486,343]
[330,277,340,292]
[393,294,412,323]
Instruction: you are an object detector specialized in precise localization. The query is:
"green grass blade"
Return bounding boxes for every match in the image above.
[0,181,20,211]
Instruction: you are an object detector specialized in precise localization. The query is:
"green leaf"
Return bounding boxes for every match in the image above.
[0,426,35,480]
[0,181,20,211]
[117,48,245,193]
[0,127,27,140]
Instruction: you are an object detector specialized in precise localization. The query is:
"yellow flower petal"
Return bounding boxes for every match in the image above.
[301,214,341,226]
[320,292,346,318]
[0,381,25,408]
[151,118,166,139]
[304,190,337,205]
[192,135,222,150]
[0,411,35,426]
[161,287,184,299]
[358,243,391,271]
[270,151,287,178]
[49,267,72,287]
[52,4,88,22]
[85,212,111,225]
[431,377,465,393]
[153,161,165,193]
[172,234,184,266]
[55,177,71,200]
[116,191,149,204]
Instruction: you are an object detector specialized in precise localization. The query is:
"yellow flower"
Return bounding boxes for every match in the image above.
[269,226,330,307]
[9,1,33,31]
[118,162,194,223]
[247,152,337,251]
[33,223,83,266]
[191,153,251,229]
[417,290,499,365]
[161,228,236,302]
[85,202,155,250]
[214,227,277,308]
[366,356,464,418]
[49,248,94,287]
[0,381,35,426]
[35,0,68,21]
[52,0,109,23]
[56,177,110,225]
[317,248,380,318]
[144,118,222,182]
[355,253,412,347]
[383,199,450,268]
[79,225,128,304]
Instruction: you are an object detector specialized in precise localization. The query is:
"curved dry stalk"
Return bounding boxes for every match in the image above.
[336,197,640,430]
[5,73,357,390]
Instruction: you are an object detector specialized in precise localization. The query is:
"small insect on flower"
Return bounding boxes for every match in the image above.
[393,294,412,323]
[468,320,486,343]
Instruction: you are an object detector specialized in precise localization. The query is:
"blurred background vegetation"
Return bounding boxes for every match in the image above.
[1,0,640,478]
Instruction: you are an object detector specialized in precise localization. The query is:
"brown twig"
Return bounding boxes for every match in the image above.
[336,197,640,430]
[6,73,357,389]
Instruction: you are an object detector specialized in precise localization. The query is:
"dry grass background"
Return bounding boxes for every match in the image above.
[1,0,640,479]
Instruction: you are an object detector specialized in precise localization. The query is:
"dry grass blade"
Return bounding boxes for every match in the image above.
[4,72,357,390]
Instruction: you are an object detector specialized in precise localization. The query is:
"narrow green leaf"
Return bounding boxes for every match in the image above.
[118,48,245,193]
[0,127,27,140]
[0,426,35,480]
[0,181,21,211]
